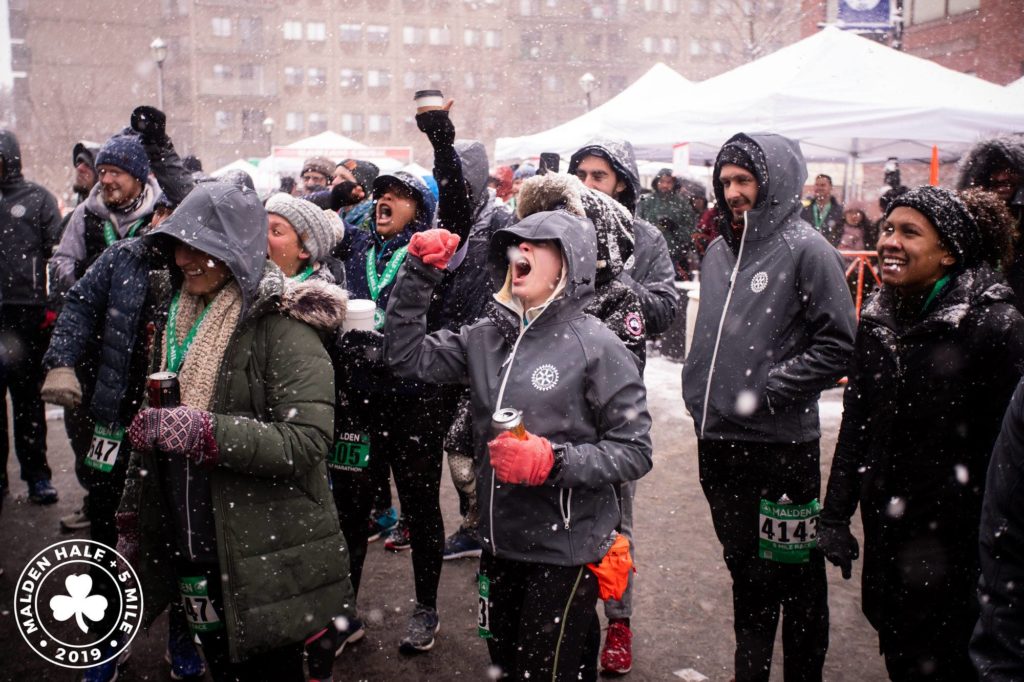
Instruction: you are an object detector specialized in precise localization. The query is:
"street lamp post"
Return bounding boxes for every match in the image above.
[579,72,597,112]
[150,38,167,109]
[263,117,275,152]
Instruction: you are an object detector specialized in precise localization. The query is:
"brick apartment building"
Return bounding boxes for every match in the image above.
[6,0,806,196]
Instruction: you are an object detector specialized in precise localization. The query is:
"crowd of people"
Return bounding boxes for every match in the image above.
[1,98,1023,682]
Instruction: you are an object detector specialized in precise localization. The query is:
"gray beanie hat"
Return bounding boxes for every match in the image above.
[265,192,337,263]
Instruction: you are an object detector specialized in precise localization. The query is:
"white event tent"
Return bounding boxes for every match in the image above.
[493,63,696,162]
[496,28,1024,169]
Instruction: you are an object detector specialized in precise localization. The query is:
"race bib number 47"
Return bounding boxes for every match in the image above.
[758,498,820,564]
[84,423,124,473]
[179,576,222,633]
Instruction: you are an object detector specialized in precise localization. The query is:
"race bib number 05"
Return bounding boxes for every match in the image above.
[85,423,125,473]
[758,498,820,564]
[179,576,222,633]
[327,432,371,472]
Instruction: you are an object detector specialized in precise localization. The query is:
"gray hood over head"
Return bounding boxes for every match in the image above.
[713,132,807,248]
[568,136,641,214]
[455,139,490,210]
[147,182,268,313]
[0,129,23,184]
[487,209,597,314]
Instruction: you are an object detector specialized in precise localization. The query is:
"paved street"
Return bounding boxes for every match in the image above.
[0,356,888,681]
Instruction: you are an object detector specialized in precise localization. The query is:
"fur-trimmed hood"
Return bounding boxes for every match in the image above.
[280,276,348,332]
[957,134,1024,192]
[515,173,635,282]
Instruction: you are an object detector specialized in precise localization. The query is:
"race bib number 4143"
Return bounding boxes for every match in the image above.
[758,498,820,564]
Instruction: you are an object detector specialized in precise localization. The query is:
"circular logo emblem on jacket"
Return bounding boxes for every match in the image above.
[13,540,143,670]
[750,271,769,293]
[625,312,644,337]
[531,364,559,391]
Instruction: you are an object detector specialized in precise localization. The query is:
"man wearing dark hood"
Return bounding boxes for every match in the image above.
[637,168,697,277]
[70,141,101,206]
[957,134,1024,308]
[683,133,856,682]
[568,136,676,675]
[0,129,62,505]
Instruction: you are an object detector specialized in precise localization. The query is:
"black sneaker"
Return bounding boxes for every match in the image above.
[28,479,58,505]
[442,527,482,560]
[399,605,439,653]
[383,519,411,552]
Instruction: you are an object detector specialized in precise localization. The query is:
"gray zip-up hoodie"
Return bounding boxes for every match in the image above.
[384,210,653,566]
[682,133,856,443]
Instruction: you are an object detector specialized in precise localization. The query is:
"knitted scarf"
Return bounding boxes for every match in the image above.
[160,281,243,410]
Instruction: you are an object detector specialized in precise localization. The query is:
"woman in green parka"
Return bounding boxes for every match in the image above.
[116,182,354,681]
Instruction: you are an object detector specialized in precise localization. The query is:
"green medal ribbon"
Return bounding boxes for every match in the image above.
[365,245,408,329]
[165,291,213,373]
[102,218,143,246]
[291,265,315,282]
[921,274,952,315]
[811,203,831,229]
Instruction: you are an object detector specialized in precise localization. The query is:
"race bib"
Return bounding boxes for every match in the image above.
[84,424,124,473]
[758,498,820,564]
[477,574,492,639]
[327,432,371,472]
[179,576,223,633]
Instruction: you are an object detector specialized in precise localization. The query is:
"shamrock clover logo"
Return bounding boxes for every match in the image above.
[49,574,108,634]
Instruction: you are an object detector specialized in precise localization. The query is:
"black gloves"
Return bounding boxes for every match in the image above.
[337,329,383,367]
[330,181,363,211]
[415,110,455,148]
[130,106,169,146]
[817,520,859,580]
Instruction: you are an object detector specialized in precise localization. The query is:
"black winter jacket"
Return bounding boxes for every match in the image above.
[0,130,62,306]
[822,267,1024,633]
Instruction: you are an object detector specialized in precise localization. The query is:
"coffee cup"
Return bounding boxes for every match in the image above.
[414,89,444,114]
[344,299,377,332]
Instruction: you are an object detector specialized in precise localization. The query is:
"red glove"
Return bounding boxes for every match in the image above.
[409,229,461,269]
[487,431,554,486]
[39,309,58,330]
[127,406,220,467]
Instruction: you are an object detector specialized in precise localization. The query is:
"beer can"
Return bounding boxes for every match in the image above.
[147,372,180,409]
[491,408,527,440]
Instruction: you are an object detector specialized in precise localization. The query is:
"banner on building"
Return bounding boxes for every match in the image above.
[837,0,891,31]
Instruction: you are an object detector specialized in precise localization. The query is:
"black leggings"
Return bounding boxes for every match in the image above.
[330,392,445,607]
[698,439,829,682]
[0,305,51,488]
[479,551,601,681]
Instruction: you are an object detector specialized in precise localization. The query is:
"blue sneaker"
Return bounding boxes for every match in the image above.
[80,647,130,682]
[399,604,439,654]
[165,607,206,680]
[443,527,482,560]
[367,506,398,542]
[28,478,58,505]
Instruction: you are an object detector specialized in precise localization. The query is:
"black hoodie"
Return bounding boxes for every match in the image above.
[0,130,62,307]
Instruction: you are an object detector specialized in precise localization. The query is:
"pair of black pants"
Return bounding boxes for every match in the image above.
[176,560,305,681]
[331,391,445,607]
[0,305,51,489]
[698,439,829,682]
[480,551,601,681]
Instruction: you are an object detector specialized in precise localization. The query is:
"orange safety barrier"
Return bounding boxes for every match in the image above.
[839,250,882,320]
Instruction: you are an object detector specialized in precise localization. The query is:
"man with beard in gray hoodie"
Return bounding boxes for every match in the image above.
[683,133,855,682]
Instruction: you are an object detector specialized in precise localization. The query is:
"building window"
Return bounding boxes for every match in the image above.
[283,21,303,41]
[464,29,480,46]
[641,36,656,54]
[241,108,264,142]
[212,64,232,79]
[284,66,304,86]
[366,25,390,44]
[368,114,391,133]
[239,64,259,80]
[403,71,425,89]
[428,27,451,45]
[340,68,362,89]
[214,110,233,129]
[521,30,541,59]
[519,0,539,15]
[339,23,362,42]
[211,17,231,37]
[309,112,329,134]
[307,22,327,41]
[341,113,363,133]
[367,69,391,88]
[285,112,304,133]
[403,26,425,45]
[691,0,707,12]
[308,67,327,87]
[543,75,561,91]
[643,0,657,10]
[661,37,678,55]
[463,72,476,89]
[663,0,678,11]
[689,38,703,55]
[484,30,501,48]
[711,39,730,55]
[240,17,262,48]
